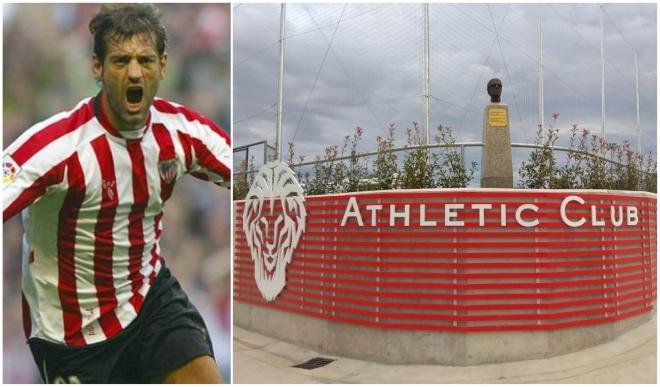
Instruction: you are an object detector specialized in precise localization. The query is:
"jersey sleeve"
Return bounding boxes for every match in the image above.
[3,98,94,222]
[190,122,231,188]
[3,131,67,222]
[152,99,232,188]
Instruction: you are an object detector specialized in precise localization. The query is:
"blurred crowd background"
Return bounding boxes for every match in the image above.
[3,3,231,383]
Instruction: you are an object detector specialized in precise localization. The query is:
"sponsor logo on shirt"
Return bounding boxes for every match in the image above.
[3,155,21,186]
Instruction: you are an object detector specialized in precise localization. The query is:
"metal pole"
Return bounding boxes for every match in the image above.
[635,51,641,153]
[275,3,286,161]
[423,3,430,145]
[600,5,605,139]
[538,4,545,143]
[263,143,267,166]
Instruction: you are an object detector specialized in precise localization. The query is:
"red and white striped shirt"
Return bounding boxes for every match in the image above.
[3,96,231,346]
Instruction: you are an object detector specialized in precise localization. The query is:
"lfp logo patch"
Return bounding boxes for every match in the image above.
[3,155,21,186]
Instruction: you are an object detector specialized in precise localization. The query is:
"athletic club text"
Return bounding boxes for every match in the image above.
[340,195,639,228]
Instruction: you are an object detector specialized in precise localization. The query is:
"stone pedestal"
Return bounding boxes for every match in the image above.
[481,103,513,188]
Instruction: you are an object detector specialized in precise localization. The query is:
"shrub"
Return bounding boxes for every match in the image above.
[640,152,657,193]
[519,116,656,193]
[304,145,341,195]
[372,124,399,190]
[519,124,559,189]
[400,122,437,189]
[553,125,584,189]
[343,127,370,193]
[250,117,656,196]
[435,124,476,188]
[288,123,489,194]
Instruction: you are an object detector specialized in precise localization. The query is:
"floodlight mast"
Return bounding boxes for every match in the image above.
[635,51,641,153]
[600,5,605,140]
[275,3,286,162]
[538,5,545,143]
[423,3,430,145]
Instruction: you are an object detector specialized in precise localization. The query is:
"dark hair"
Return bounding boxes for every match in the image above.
[89,4,167,61]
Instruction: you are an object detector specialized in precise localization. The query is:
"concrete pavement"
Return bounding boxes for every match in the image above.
[233,316,656,384]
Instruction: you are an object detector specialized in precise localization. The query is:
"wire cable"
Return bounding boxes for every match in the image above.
[236,41,280,66]
[302,4,386,133]
[285,4,391,40]
[453,4,600,107]
[430,94,481,114]
[602,6,637,51]
[547,4,635,92]
[488,5,529,143]
[234,103,277,124]
[460,5,510,132]
[290,4,348,144]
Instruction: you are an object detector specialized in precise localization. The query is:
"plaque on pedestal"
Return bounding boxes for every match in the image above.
[481,79,513,188]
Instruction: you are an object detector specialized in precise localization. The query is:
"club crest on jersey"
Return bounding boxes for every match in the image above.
[3,155,21,186]
[158,158,178,184]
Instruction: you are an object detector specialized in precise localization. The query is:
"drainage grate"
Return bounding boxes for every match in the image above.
[292,357,336,370]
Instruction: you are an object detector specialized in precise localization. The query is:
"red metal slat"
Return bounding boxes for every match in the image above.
[267,209,656,221]
[234,246,660,260]
[238,285,654,312]
[236,277,656,304]
[295,237,655,250]
[296,220,656,229]
[300,229,654,239]
[235,271,655,291]
[283,254,653,270]
[235,262,655,280]
[234,297,653,332]
[287,246,652,260]
[272,277,656,301]
[247,289,651,321]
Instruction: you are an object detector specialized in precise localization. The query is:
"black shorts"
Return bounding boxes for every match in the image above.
[28,266,215,383]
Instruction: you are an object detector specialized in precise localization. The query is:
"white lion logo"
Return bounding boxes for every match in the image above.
[242,161,306,301]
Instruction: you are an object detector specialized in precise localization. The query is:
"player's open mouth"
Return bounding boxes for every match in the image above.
[126,87,143,105]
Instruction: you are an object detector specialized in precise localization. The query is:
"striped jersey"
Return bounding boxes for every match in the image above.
[3,95,231,346]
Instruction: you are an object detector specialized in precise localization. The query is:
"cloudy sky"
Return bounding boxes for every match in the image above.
[233,3,656,175]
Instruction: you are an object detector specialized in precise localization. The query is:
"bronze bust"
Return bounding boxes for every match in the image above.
[487,78,502,103]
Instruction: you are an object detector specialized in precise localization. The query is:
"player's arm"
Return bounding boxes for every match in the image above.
[3,133,67,222]
[190,126,231,188]
[178,115,231,188]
